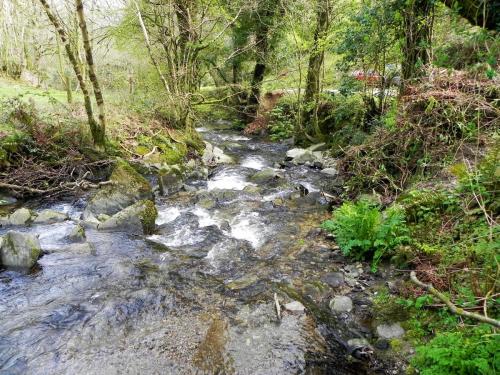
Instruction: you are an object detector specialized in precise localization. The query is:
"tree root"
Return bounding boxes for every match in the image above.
[410,271,500,328]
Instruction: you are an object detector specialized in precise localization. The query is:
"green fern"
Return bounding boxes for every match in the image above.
[322,199,409,271]
[411,325,500,375]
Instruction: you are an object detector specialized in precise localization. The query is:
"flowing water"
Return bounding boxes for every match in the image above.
[0,123,386,374]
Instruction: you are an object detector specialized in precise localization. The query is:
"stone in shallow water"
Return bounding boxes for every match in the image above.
[249,168,282,184]
[376,323,405,339]
[329,295,353,313]
[66,224,86,242]
[98,200,158,235]
[284,301,305,313]
[0,231,41,270]
[33,209,68,225]
[83,159,153,219]
[320,167,337,176]
[8,208,33,226]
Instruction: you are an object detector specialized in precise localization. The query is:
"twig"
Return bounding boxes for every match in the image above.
[410,271,500,328]
[274,293,281,321]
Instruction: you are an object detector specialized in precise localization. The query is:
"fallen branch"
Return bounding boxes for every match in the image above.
[0,179,114,196]
[410,271,500,328]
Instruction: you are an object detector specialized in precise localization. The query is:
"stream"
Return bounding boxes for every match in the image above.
[0,122,396,374]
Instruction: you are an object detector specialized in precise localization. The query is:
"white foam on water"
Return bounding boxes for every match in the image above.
[207,169,254,191]
[240,155,268,170]
[191,206,219,227]
[156,206,181,226]
[148,227,203,247]
[33,222,76,251]
[195,127,209,132]
[230,212,266,248]
[219,134,250,141]
[298,181,320,193]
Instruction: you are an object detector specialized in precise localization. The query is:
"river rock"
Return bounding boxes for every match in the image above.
[202,142,234,165]
[7,208,34,226]
[330,295,353,313]
[98,200,158,235]
[83,159,153,220]
[249,168,283,184]
[320,167,338,176]
[285,148,323,165]
[158,165,184,196]
[33,209,68,224]
[322,272,345,288]
[376,323,405,339]
[0,231,41,270]
[284,301,305,313]
[66,224,86,242]
[45,242,96,255]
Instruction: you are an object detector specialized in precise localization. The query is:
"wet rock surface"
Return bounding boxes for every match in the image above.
[0,123,405,374]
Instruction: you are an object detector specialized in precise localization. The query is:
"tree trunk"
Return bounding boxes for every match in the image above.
[299,0,330,143]
[76,0,106,146]
[246,1,278,119]
[37,0,103,147]
[401,0,434,82]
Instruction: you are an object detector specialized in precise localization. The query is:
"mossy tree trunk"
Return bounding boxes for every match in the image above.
[245,0,279,120]
[38,0,104,148]
[300,0,331,143]
[76,0,106,146]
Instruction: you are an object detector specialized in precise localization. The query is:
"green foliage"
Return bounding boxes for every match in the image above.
[268,99,295,141]
[322,198,410,270]
[411,325,500,375]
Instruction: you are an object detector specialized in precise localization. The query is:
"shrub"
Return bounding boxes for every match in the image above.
[411,325,500,375]
[268,97,296,141]
[321,198,410,270]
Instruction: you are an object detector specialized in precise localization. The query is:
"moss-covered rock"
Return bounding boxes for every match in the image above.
[33,209,68,225]
[98,200,157,235]
[83,159,153,219]
[0,230,41,270]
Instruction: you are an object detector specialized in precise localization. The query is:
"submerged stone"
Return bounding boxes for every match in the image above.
[249,168,283,184]
[0,231,41,270]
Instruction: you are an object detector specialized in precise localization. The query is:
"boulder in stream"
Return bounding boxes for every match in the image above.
[98,199,158,235]
[0,231,41,270]
[285,148,323,165]
[66,224,86,242]
[4,207,34,226]
[202,142,234,165]
[249,168,283,184]
[83,159,153,220]
[158,164,184,196]
[33,209,69,225]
